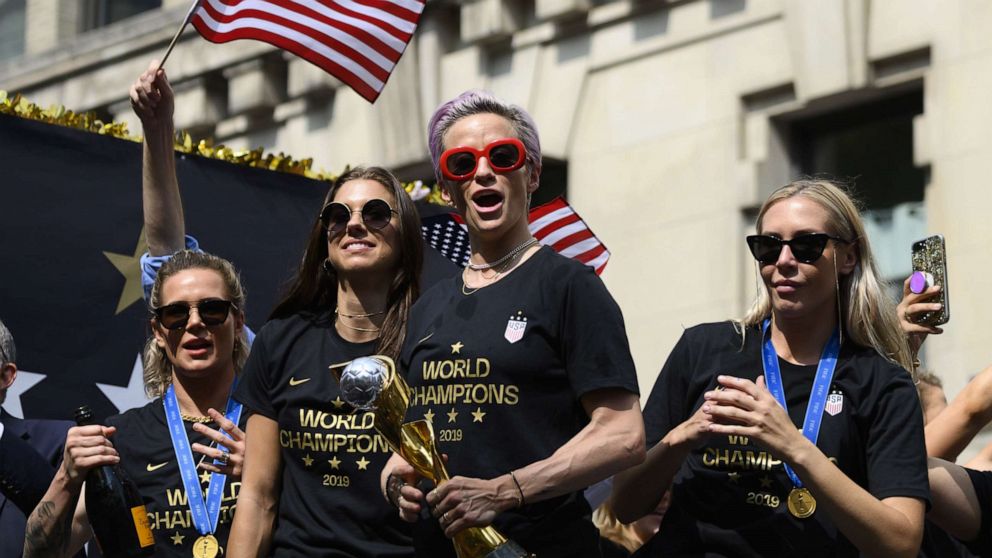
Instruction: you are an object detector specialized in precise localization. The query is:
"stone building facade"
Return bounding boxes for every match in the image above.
[2,1,991,441]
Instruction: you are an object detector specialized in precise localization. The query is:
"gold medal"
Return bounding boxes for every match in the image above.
[787,487,816,519]
[192,534,219,558]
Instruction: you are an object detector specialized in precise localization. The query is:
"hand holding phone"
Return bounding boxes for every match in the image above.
[910,234,950,326]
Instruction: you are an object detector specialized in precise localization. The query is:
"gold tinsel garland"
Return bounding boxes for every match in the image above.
[0,90,448,205]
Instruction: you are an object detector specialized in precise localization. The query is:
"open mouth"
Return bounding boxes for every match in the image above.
[182,338,212,356]
[471,190,504,213]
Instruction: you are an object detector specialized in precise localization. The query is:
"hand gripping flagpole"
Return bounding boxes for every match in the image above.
[156,0,203,71]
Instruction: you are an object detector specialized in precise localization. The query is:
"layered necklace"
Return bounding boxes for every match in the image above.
[462,237,539,295]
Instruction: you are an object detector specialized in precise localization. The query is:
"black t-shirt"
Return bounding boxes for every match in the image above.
[401,246,640,558]
[106,399,245,558]
[636,322,929,558]
[234,310,412,558]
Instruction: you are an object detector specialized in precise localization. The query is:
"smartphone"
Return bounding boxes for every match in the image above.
[910,234,950,325]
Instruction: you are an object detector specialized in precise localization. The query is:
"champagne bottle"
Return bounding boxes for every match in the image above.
[75,406,156,558]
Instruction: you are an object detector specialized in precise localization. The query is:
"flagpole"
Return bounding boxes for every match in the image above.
[155,0,203,71]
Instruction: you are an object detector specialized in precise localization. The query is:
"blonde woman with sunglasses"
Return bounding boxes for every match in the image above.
[23,62,254,557]
[613,180,927,557]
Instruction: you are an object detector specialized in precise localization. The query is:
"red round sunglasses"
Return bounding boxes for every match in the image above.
[439,138,527,181]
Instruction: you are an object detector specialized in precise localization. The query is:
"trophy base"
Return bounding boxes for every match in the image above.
[482,539,533,558]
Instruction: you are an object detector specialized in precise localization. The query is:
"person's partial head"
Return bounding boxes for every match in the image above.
[742,179,913,370]
[428,90,541,239]
[270,166,422,360]
[0,319,16,406]
[144,250,247,397]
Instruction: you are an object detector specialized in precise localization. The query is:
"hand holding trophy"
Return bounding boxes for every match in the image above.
[330,356,532,558]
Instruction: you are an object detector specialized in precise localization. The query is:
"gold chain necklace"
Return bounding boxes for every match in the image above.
[181,413,214,424]
[335,308,386,319]
[335,316,381,333]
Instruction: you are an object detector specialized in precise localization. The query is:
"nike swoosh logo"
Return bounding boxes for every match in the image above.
[417,332,434,345]
[289,377,311,386]
[146,462,169,472]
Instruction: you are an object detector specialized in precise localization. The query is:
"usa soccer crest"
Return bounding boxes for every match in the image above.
[504,311,528,344]
[825,389,844,416]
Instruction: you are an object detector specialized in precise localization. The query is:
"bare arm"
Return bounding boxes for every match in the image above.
[927,457,982,542]
[926,364,992,461]
[426,388,645,537]
[227,414,281,558]
[23,425,117,558]
[964,441,992,471]
[706,376,924,558]
[611,405,711,523]
[129,59,184,256]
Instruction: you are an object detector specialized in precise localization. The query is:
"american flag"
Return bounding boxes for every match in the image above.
[190,0,426,103]
[420,196,612,275]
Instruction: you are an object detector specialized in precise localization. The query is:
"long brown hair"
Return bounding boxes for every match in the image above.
[270,166,423,360]
[144,250,249,398]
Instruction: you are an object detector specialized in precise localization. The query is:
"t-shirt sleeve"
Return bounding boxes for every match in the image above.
[642,330,694,448]
[865,367,931,504]
[560,266,639,398]
[140,235,201,302]
[234,325,277,419]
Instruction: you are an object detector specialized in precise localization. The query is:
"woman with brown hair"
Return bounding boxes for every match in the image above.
[227,165,424,558]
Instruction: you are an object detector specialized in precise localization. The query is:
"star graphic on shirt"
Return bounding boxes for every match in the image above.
[171,532,185,545]
[331,396,346,409]
[328,456,341,470]
[759,476,773,488]
[356,456,370,470]
[728,472,740,484]
[102,226,147,314]
[302,454,314,467]
[424,409,435,422]
[471,407,486,423]
[199,470,212,485]
[447,408,459,423]
[451,341,464,354]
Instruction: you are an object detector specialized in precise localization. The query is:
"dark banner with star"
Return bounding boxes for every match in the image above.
[0,113,327,421]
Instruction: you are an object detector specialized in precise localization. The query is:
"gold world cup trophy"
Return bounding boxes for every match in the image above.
[330,356,531,558]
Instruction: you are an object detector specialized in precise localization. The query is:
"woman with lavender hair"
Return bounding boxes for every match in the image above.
[379,90,646,557]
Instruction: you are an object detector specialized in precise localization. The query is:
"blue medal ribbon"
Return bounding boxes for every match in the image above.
[760,319,840,490]
[163,383,243,535]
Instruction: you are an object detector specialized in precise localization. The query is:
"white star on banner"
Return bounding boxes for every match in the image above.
[97,354,150,413]
[1,370,45,419]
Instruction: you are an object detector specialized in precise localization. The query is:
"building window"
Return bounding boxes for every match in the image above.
[82,0,161,31]
[0,0,26,61]
[788,90,926,286]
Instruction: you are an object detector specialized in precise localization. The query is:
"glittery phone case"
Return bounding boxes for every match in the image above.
[911,234,950,326]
